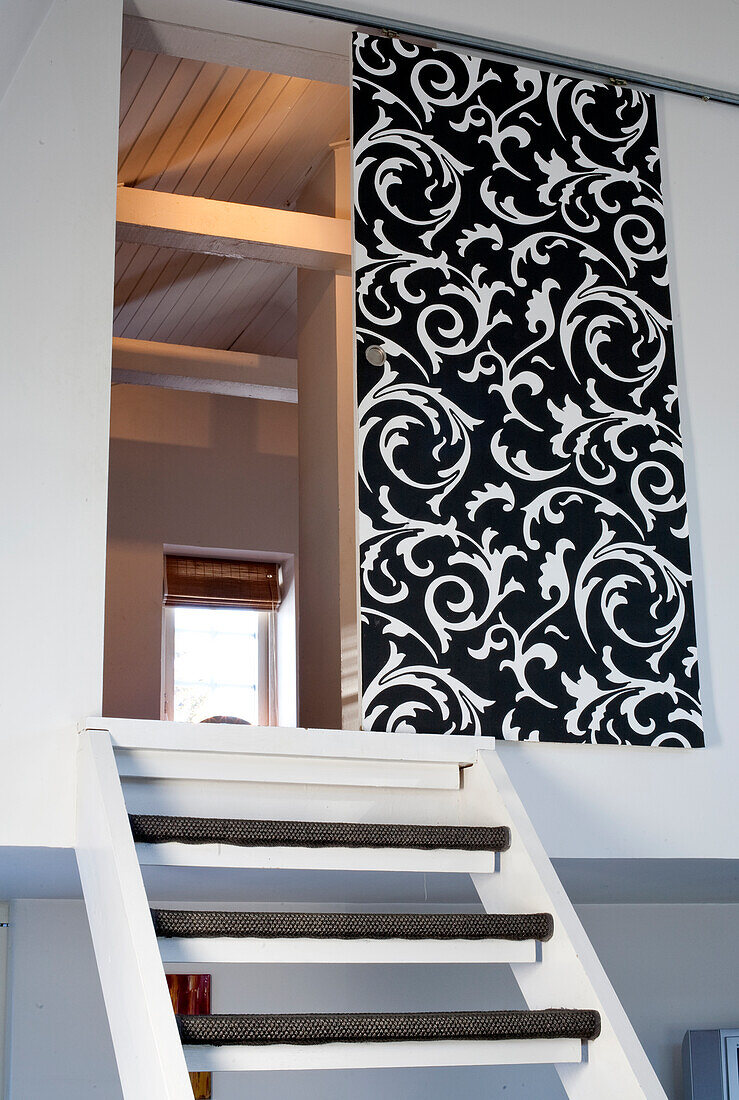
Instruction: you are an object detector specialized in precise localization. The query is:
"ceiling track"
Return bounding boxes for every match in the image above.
[236,0,739,107]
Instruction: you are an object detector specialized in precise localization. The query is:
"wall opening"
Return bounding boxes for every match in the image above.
[103,8,354,729]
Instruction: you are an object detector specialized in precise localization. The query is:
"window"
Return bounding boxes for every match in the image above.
[162,555,281,726]
[169,605,268,724]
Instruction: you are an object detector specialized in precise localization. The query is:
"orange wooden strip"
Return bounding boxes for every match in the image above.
[167,974,211,1099]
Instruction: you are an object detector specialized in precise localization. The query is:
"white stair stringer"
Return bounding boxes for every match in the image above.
[76,720,667,1100]
[468,750,667,1100]
[76,729,194,1099]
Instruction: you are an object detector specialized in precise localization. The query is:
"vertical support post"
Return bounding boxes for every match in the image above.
[297,141,358,729]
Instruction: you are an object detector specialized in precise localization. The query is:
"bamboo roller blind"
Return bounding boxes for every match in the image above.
[164,555,281,611]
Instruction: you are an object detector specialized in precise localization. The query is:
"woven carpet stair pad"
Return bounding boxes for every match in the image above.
[176,1009,601,1045]
[153,909,554,941]
[130,814,510,851]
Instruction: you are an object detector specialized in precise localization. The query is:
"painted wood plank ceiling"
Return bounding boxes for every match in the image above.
[114,49,349,358]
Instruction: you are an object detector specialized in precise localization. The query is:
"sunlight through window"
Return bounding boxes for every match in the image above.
[172,606,261,724]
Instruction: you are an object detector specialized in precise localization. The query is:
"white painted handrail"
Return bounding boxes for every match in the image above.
[469,750,668,1100]
[76,730,193,1100]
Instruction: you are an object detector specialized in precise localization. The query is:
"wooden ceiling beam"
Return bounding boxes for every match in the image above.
[116,186,351,273]
[111,337,298,403]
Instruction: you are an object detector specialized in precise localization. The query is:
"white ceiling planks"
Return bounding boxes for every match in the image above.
[115,245,220,337]
[114,48,349,358]
[113,246,296,355]
[114,241,169,329]
[177,261,292,353]
[229,266,297,356]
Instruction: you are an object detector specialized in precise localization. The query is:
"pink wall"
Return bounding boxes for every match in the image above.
[103,385,299,719]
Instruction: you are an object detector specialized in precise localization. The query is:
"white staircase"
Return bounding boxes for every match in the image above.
[75,719,668,1099]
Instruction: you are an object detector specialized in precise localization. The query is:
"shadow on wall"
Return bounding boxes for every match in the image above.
[108,383,299,455]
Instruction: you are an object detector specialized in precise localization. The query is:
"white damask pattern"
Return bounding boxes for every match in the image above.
[353,33,702,746]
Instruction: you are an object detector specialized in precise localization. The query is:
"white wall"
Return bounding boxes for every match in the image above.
[120,0,739,863]
[0,0,54,106]
[280,0,739,863]
[7,899,739,1100]
[0,0,121,848]
[104,385,299,719]
[313,0,738,93]
[0,0,735,865]
[125,0,738,93]
[496,93,739,860]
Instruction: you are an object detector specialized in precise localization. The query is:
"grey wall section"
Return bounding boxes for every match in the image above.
[7,899,739,1099]
[579,904,739,1100]
[5,901,123,1100]
[103,385,299,719]
[0,903,8,1098]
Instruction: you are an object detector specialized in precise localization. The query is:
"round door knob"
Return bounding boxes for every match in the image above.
[365,344,386,366]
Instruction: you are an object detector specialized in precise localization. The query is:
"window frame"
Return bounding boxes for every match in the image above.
[161,603,275,726]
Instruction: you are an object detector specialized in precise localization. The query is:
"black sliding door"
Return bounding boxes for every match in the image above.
[352,32,702,746]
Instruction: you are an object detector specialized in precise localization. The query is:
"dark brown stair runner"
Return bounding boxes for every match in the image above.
[153,909,553,941]
[130,814,510,852]
[176,1008,601,1046]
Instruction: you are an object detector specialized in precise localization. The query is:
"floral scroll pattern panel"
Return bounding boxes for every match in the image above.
[353,33,703,746]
